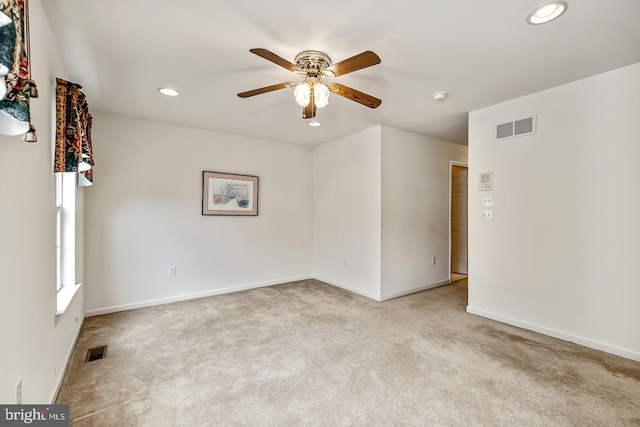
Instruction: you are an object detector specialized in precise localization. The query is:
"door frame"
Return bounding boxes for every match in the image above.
[448,161,469,283]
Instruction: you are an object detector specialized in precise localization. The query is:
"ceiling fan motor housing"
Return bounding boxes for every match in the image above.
[294,51,332,78]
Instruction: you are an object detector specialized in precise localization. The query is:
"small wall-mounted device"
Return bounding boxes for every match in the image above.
[479,172,493,191]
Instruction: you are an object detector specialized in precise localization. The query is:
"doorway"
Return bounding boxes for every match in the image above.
[449,162,468,282]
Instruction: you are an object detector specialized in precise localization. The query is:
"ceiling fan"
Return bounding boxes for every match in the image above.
[237,48,382,121]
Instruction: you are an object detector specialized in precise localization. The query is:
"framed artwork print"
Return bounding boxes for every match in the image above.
[202,171,259,216]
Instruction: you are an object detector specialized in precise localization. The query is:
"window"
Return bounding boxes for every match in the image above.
[56,174,63,291]
[56,172,76,289]
[54,78,93,315]
[56,172,80,316]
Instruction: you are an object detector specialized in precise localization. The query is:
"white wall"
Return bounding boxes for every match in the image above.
[313,126,382,300]
[468,62,640,361]
[84,112,313,313]
[0,0,84,404]
[381,126,467,300]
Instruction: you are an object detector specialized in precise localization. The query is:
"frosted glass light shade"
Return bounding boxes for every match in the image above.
[314,83,330,108]
[294,82,311,107]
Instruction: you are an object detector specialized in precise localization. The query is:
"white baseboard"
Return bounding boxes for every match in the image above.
[85,275,311,317]
[380,279,450,301]
[49,315,84,404]
[466,306,640,363]
[310,277,451,302]
[85,275,447,315]
[311,276,382,301]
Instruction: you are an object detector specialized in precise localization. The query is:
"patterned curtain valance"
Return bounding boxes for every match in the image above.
[54,78,94,186]
[0,0,38,138]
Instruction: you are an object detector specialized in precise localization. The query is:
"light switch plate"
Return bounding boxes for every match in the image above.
[482,210,493,221]
[482,197,493,207]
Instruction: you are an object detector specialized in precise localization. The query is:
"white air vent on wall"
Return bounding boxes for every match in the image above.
[496,115,536,140]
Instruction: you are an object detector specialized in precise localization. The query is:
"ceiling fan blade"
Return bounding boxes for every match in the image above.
[250,48,301,73]
[328,83,381,108]
[303,87,316,119]
[237,82,295,98]
[326,51,381,77]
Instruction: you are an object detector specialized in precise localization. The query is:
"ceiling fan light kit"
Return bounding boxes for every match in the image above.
[238,48,382,122]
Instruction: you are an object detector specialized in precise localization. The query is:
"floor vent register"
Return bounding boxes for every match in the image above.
[85,345,108,363]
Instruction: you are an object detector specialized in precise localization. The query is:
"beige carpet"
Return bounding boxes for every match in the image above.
[57,279,640,426]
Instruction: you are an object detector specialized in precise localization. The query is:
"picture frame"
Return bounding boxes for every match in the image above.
[202,171,259,216]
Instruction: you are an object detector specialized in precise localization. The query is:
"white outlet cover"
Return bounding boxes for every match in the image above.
[482,197,493,207]
[482,210,493,221]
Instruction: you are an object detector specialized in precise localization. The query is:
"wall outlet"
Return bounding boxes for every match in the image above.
[168,266,176,276]
[16,378,21,404]
[432,256,437,265]
[482,197,494,207]
[482,210,494,221]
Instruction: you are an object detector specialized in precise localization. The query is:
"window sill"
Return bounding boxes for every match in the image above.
[56,283,82,316]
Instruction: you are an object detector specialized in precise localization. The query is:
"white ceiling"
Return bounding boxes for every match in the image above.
[42,0,640,146]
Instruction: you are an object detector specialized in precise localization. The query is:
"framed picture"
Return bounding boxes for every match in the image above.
[202,171,259,216]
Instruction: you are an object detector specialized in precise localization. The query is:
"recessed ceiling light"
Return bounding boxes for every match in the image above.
[527,2,568,25]
[158,87,179,97]
[432,91,447,101]
[308,121,322,127]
